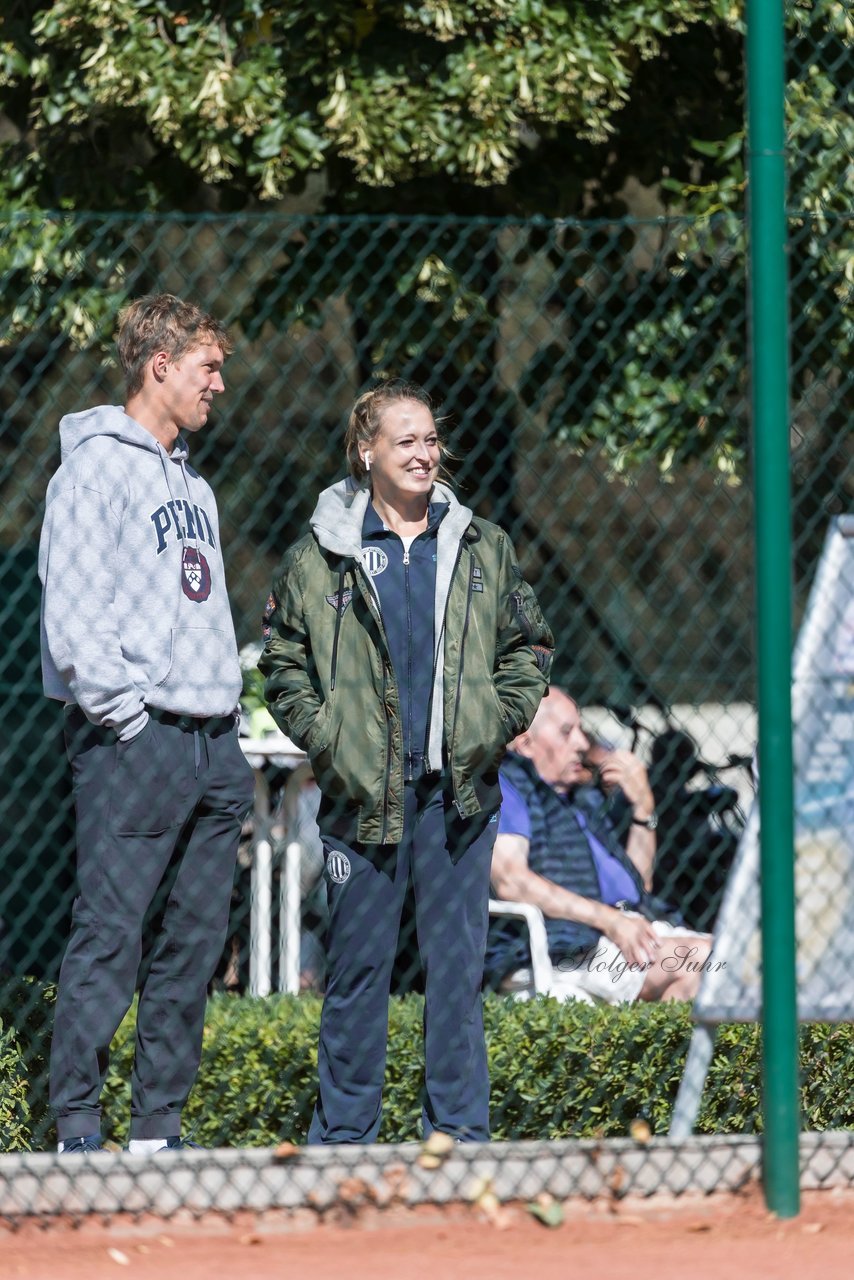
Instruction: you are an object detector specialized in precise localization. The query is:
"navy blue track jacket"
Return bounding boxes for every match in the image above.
[361,501,448,778]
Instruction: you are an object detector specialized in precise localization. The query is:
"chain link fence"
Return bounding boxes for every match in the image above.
[1,8,852,1221]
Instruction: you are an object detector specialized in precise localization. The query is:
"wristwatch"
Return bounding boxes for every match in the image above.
[631,810,658,830]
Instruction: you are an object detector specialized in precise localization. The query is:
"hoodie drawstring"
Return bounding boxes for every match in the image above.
[179,458,202,553]
[330,560,346,693]
[162,447,202,779]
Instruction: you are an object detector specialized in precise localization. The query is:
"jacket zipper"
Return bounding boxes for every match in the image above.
[329,560,346,692]
[450,551,475,815]
[357,564,395,843]
[404,549,413,773]
[380,661,392,843]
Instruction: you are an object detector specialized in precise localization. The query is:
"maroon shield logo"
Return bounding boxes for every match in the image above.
[182,547,212,602]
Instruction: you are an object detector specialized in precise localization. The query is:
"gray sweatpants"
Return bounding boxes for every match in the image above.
[51,706,255,1143]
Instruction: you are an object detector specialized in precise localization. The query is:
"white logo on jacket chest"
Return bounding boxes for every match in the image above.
[362,546,389,577]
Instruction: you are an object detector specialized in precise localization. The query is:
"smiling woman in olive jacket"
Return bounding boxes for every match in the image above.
[259,379,553,1146]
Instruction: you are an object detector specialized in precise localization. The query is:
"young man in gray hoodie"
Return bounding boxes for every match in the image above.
[39,294,255,1154]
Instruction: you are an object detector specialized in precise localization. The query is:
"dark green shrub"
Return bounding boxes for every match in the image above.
[102,994,322,1147]
[0,1016,31,1151]
[486,997,698,1138]
[99,995,854,1148]
[0,978,56,1149]
[8,985,854,1150]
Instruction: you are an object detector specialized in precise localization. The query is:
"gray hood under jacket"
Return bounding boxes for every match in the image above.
[308,475,472,774]
[39,405,242,741]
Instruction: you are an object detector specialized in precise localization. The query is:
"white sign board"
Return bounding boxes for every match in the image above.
[694,515,854,1022]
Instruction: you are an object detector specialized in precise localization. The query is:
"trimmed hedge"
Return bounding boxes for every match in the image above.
[0,979,54,1151]
[3,982,854,1151]
[0,1016,31,1151]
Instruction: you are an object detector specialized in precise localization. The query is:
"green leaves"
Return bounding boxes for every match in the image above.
[5,978,854,1150]
[0,1016,32,1153]
[0,0,745,204]
[0,1,847,484]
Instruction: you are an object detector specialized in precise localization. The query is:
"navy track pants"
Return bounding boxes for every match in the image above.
[308,775,498,1144]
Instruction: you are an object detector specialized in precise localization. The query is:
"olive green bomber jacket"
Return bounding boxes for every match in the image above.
[259,478,554,846]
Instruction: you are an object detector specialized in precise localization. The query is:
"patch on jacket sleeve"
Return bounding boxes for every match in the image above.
[262,592,277,641]
[325,589,353,614]
[532,644,553,674]
[511,590,536,641]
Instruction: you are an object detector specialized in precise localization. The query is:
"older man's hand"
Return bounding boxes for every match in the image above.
[596,749,655,820]
[603,909,661,968]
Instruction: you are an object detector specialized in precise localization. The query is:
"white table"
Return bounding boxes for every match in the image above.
[240,735,308,997]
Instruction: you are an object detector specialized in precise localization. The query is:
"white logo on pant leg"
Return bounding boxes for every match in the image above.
[326,851,351,884]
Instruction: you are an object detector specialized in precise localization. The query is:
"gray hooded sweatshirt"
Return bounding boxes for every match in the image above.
[39,406,242,741]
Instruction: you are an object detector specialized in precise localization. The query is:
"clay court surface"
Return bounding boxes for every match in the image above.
[3,1188,853,1280]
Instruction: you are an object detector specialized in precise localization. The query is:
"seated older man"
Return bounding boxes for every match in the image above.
[487,688,713,1004]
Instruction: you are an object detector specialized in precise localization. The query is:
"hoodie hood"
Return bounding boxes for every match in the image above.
[59,405,190,464]
[310,475,472,558]
[309,475,372,557]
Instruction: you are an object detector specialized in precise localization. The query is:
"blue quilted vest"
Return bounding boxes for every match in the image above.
[485,754,648,983]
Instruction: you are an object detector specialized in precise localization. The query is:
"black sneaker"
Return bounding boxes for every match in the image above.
[157,1136,203,1152]
[59,1134,104,1155]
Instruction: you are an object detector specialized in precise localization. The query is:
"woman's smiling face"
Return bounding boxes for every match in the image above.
[362,400,440,504]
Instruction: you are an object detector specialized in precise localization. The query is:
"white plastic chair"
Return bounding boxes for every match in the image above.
[488,898,595,1002]
[488,898,553,996]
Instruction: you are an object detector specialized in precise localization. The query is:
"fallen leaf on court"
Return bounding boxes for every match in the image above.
[381,1163,411,1198]
[238,1233,262,1245]
[273,1141,300,1160]
[802,1222,825,1234]
[107,1248,130,1266]
[465,1175,492,1202]
[526,1193,564,1228]
[419,1131,455,1162]
[417,1153,444,1170]
[687,1222,713,1232]
[482,1201,512,1228]
[158,1237,174,1248]
[629,1118,652,1144]
[417,1132,456,1169]
[462,1175,508,1227]
[337,1176,374,1203]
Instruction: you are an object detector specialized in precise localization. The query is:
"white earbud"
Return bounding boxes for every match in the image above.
[364,451,372,472]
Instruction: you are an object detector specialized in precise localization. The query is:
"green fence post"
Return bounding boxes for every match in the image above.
[746,0,800,1217]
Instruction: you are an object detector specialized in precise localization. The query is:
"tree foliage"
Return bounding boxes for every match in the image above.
[0,0,850,480]
[1,0,742,207]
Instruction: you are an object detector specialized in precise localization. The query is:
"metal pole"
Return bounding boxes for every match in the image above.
[746,0,800,1218]
[249,769,273,998]
[279,842,302,994]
